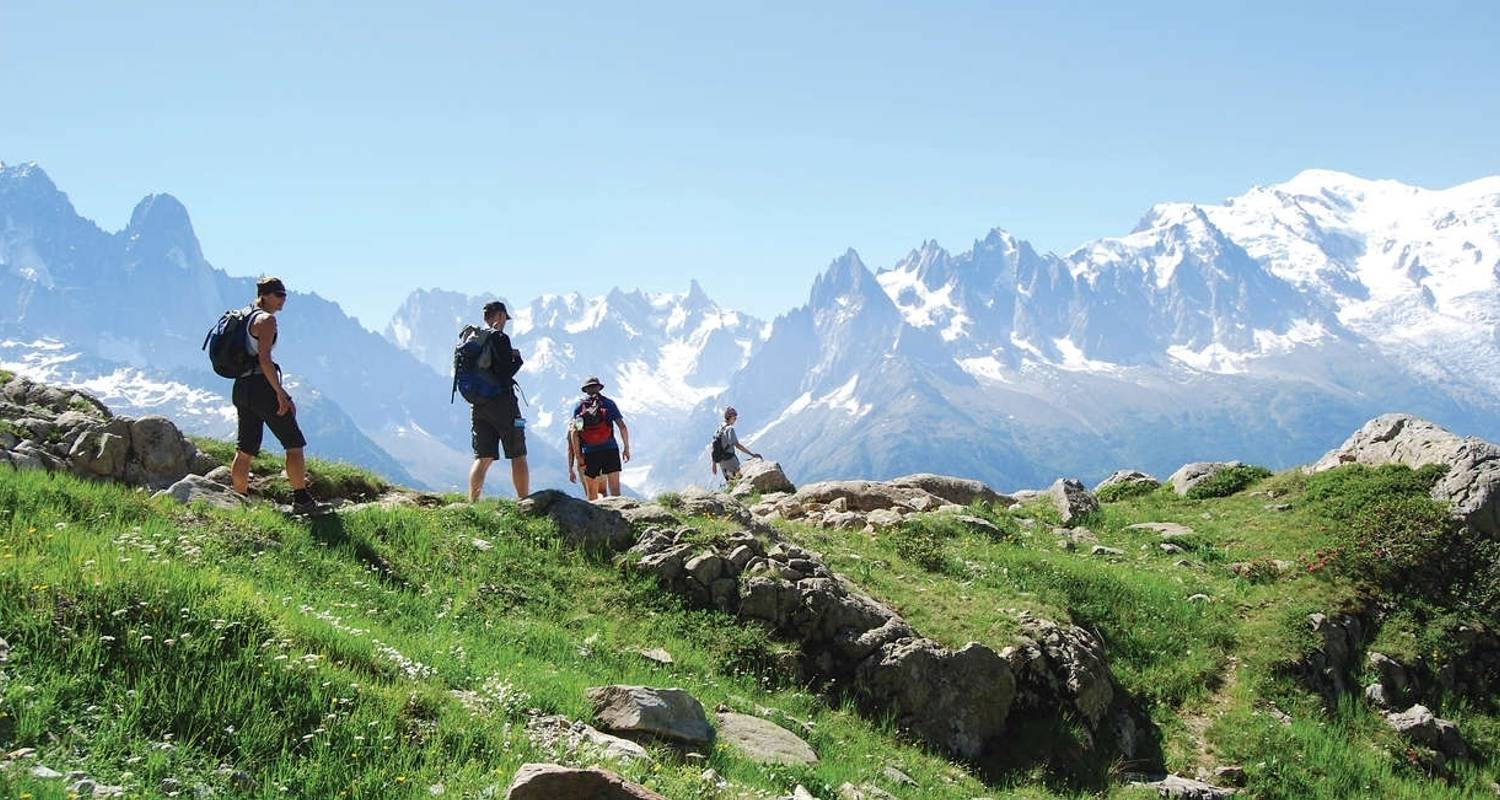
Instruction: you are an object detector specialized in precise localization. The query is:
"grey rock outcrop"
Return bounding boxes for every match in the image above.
[1311,413,1500,536]
[887,473,1011,507]
[155,474,245,509]
[587,685,715,748]
[1094,469,1160,493]
[1169,461,1243,496]
[504,763,666,800]
[1300,613,1365,704]
[715,711,818,765]
[1046,478,1099,525]
[1006,613,1115,727]
[518,490,633,551]
[593,497,679,527]
[737,458,796,494]
[1,376,214,489]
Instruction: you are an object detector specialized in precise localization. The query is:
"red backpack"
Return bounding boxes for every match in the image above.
[577,395,614,447]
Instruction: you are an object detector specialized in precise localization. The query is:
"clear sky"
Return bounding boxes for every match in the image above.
[4,1,1497,329]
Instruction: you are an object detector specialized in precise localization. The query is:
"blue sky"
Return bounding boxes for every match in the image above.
[4,1,1497,329]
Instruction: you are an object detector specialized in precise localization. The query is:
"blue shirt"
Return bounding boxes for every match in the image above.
[573,395,623,453]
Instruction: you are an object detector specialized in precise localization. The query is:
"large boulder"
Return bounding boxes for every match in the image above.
[519,490,634,551]
[1311,414,1500,536]
[504,763,666,800]
[124,416,198,489]
[853,638,1015,760]
[737,458,796,494]
[66,420,132,478]
[887,473,1011,507]
[587,685,715,748]
[1168,461,1242,497]
[715,712,818,766]
[1045,478,1099,526]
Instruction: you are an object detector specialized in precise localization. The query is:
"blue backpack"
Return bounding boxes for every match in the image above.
[451,325,506,404]
[202,306,258,379]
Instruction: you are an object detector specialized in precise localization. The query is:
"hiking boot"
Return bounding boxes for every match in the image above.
[291,495,334,517]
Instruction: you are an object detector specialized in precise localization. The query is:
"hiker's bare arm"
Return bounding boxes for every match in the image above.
[566,430,579,482]
[252,315,293,415]
[616,419,631,462]
[735,440,759,458]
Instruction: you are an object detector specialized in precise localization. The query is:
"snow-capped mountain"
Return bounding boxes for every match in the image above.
[7,159,1497,495]
[0,162,565,491]
[645,170,1500,490]
[384,282,765,494]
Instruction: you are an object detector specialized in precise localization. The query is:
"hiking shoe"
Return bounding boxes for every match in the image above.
[291,497,334,517]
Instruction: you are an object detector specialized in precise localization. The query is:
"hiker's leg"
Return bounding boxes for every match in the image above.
[285,447,307,491]
[469,458,493,501]
[606,471,622,496]
[231,451,253,494]
[510,455,529,498]
[582,474,599,500]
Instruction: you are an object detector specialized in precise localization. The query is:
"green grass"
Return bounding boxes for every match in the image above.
[1095,480,1161,504]
[192,437,392,503]
[2,461,1497,798]
[0,468,1053,800]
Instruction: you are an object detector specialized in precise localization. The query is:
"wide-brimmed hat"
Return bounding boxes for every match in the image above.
[581,376,604,392]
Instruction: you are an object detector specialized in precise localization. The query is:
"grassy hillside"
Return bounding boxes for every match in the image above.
[1,453,1497,798]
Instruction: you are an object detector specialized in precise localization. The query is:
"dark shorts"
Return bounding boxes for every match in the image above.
[582,447,622,478]
[232,374,307,456]
[472,399,527,460]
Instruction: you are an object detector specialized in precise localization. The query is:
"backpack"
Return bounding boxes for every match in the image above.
[576,395,614,447]
[451,325,505,404]
[202,306,258,379]
[710,426,730,462]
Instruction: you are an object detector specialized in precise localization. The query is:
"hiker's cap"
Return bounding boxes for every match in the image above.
[257,276,287,297]
[482,300,508,318]
[581,376,604,392]
[724,406,738,421]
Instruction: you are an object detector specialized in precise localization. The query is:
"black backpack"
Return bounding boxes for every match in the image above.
[710,426,730,462]
[202,306,258,379]
[451,325,506,404]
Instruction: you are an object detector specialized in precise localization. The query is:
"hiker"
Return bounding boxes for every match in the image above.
[224,277,327,514]
[710,406,760,483]
[570,376,630,499]
[461,301,529,500]
[566,424,603,499]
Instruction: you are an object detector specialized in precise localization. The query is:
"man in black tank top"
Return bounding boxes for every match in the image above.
[229,276,326,514]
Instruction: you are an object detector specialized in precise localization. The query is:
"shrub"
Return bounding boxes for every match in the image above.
[656,491,683,510]
[0,368,13,386]
[1186,464,1273,499]
[1095,480,1160,504]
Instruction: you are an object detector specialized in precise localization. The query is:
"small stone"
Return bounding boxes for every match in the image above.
[639,648,674,665]
[1213,764,1246,786]
[7,747,36,760]
[471,538,493,551]
[1264,502,1292,512]
[160,778,182,793]
[792,787,817,800]
[882,765,917,786]
[31,764,64,779]
[1090,545,1125,557]
[68,779,98,795]
[1160,543,1184,554]
[1187,593,1210,603]
[429,783,445,796]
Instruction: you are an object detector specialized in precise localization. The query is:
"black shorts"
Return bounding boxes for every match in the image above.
[472,399,527,460]
[582,447,622,478]
[232,374,307,456]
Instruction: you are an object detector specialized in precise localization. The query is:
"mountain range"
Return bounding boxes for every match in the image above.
[4,161,1497,493]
